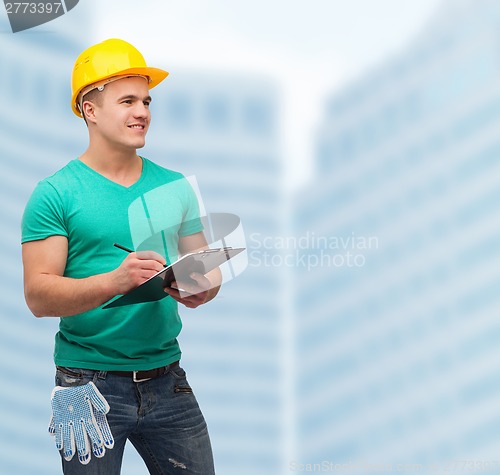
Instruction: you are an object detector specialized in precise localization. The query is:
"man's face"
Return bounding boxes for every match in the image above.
[90,76,152,151]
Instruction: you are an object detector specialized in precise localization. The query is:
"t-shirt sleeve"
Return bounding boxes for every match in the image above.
[178,179,204,237]
[21,180,68,244]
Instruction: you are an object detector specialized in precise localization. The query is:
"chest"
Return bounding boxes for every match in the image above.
[64,186,186,272]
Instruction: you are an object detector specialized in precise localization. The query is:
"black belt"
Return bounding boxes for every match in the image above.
[107,361,179,383]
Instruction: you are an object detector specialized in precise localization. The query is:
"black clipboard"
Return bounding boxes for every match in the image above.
[103,247,245,309]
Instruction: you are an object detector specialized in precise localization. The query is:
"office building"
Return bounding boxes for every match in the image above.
[293,0,500,469]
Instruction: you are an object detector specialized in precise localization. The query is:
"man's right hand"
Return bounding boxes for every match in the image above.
[110,251,166,295]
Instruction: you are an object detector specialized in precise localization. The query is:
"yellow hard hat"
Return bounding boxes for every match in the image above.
[71,38,169,118]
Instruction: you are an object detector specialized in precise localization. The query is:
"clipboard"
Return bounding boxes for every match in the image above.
[103,247,245,309]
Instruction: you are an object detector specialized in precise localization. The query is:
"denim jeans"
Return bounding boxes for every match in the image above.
[54,363,215,475]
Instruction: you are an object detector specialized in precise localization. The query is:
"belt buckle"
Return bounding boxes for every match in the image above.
[133,371,151,383]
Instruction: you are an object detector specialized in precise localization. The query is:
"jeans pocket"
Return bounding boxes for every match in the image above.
[169,366,193,394]
[169,365,187,380]
[174,384,193,394]
[55,366,92,387]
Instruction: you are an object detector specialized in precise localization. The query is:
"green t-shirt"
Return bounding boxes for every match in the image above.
[21,157,203,371]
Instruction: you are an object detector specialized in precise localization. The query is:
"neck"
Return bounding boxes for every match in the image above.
[79,142,143,187]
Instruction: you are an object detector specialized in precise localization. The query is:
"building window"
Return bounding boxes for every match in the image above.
[241,98,273,137]
[204,95,231,132]
[165,93,192,129]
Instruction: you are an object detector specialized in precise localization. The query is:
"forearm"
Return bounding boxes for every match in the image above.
[25,272,116,318]
[196,266,222,306]
[204,283,221,304]
[23,237,166,317]
[203,266,222,304]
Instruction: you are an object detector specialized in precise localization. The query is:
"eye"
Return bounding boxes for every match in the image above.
[143,100,151,107]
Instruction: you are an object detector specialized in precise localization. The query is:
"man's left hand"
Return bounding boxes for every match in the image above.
[164,272,211,308]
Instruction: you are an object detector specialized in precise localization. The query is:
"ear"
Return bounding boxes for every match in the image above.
[82,101,97,124]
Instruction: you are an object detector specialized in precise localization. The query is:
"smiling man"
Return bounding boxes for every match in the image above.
[21,38,220,475]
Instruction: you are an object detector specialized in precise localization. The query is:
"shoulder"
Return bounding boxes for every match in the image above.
[37,160,82,190]
[140,158,200,207]
[25,161,84,212]
[141,157,185,182]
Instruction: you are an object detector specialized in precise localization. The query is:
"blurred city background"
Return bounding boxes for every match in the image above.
[3,0,500,474]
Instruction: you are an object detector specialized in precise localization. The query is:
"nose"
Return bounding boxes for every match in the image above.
[133,102,150,119]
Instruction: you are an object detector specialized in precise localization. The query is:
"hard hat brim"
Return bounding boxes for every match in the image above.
[72,66,169,118]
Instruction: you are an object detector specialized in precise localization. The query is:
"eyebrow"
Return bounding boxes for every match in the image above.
[117,94,152,102]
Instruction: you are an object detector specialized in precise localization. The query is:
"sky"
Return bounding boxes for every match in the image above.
[86,0,443,188]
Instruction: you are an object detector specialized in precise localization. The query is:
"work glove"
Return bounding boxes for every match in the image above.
[48,382,114,464]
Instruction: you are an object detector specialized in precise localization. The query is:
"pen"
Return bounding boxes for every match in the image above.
[114,242,168,268]
[113,243,134,253]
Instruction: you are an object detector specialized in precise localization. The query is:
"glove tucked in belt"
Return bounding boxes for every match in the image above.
[48,382,114,464]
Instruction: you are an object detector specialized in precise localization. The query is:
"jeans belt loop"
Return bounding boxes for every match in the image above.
[96,370,107,381]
